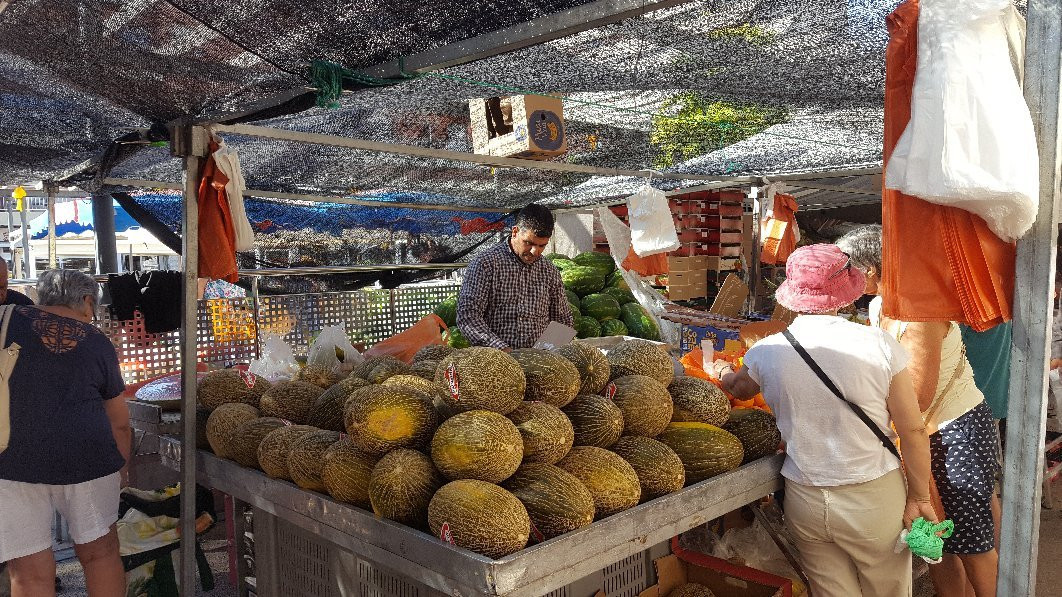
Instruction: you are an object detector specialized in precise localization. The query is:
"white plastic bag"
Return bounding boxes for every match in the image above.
[248,333,300,381]
[308,324,362,375]
[596,206,632,266]
[628,185,680,257]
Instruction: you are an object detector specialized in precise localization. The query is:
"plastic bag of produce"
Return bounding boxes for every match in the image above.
[628,185,680,257]
[248,333,300,381]
[308,324,362,375]
[364,314,448,364]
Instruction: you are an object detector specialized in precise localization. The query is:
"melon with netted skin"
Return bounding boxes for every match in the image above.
[411,359,439,380]
[607,339,674,385]
[258,380,326,425]
[603,375,674,437]
[556,446,641,519]
[562,394,625,448]
[413,344,454,363]
[431,410,524,482]
[305,376,371,432]
[669,377,731,427]
[434,347,525,415]
[321,437,378,508]
[428,479,530,558]
[554,341,611,395]
[657,423,744,484]
[509,349,581,408]
[369,449,443,528]
[256,424,316,480]
[206,403,260,459]
[350,355,396,380]
[723,408,782,463]
[288,429,341,492]
[670,583,717,597]
[229,417,289,468]
[610,436,685,501]
[503,463,594,542]
[507,401,575,465]
[197,369,273,411]
[343,385,439,457]
[368,358,412,384]
[293,364,345,389]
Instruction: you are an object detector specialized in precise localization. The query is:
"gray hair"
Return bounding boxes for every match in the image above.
[37,269,101,309]
[835,225,883,274]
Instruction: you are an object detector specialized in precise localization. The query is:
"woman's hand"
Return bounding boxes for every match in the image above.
[903,497,940,529]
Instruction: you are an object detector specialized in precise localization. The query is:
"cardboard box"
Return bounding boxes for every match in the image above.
[709,274,749,318]
[469,94,566,159]
[639,545,791,597]
[669,269,707,287]
[669,283,708,301]
[668,256,708,271]
[706,256,742,272]
[679,319,745,352]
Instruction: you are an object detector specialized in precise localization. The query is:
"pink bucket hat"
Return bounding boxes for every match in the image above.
[774,244,866,314]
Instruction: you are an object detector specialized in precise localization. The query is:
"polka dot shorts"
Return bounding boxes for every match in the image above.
[930,400,1000,555]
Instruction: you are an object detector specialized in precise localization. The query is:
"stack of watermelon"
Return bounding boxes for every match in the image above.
[547,252,660,341]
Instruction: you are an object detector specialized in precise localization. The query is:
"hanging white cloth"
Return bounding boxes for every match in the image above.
[884,0,1037,242]
[211,140,256,252]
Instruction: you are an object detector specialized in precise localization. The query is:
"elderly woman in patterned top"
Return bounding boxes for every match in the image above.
[0,269,130,597]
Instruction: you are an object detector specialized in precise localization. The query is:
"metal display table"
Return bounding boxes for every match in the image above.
[160,436,783,597]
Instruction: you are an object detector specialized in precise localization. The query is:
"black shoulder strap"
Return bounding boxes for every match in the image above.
[781,329,901,460]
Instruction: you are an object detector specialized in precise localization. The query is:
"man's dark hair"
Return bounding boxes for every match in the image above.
[515,204,555,238]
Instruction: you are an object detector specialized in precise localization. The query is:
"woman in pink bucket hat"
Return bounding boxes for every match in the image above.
[715,244,937,597]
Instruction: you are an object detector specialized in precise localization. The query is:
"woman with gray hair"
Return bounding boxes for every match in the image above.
[0,269,129,596]
[837,226,999,597]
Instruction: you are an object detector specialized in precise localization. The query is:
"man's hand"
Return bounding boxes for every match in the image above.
[903,497,939,530]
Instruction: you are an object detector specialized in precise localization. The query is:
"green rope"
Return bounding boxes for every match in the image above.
[905,517,955,561]
[309,59,420,109]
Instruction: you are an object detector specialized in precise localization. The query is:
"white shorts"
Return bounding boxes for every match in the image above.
[0,472,120,562]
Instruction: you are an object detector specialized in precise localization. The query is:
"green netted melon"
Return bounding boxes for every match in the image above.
[509,349,580,407]
[288,430,341,492]
[428,479,530,558]
[562,394,625,448]
[561,265,607,297]
[382,374,444,401]
[293,364,344,389]
[305,376,371,432]
[258,380,326,425]
[555,341,611,395]
[503,463,594,542]
[434,347,525,414]
[657,423,745,484]
[574,316,601,339]
[411,359,440,380]
[321,437,378,507]
[445,328,471,349]
[256,424,316,480]
[369,449,443,527]
[556,446,641,519]
[413,344,454,363]
[603,375,674,437]
[611,436,685,500]
[344,385,439,457]
[604,287,637,305]
[507,402,574,465]
[565,289,581,310]
[367,358,411,384]
[431,410,524,482]
[670,583,717,597]
[433,295,459,328]
[607,339,674,385]
[620,303,660,341]
[606,269,630,290]
[723,408,782,463]
[206,403,260,459]
[669,377,731,427]
[581,293,621,321]
[573,251,616,276]
[350,356,390,380]
[599,319,628,337]
[197,369,272,411]
[229,417,289,468]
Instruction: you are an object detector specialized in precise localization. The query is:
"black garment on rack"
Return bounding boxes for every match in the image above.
[108,273,141,321]
[139,271,183,334]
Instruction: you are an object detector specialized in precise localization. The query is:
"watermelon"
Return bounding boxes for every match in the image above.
[569,303,582,319]
[599,319,628,337]
[620,303,661,341]
[565,289,581,308]
[580,294,621,321]
[573,251,616,276]
[433,296,458,328]
[561,266,607,297]
[574,316,601,339]
[552,258,577,271]
[604,287,637,305]
[445,328,471,349]
[606,269,630,290]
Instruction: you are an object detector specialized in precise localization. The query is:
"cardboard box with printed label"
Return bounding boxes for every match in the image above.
[469,95,566,160]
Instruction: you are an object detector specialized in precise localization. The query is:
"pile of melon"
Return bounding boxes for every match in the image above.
[199,339,780,559]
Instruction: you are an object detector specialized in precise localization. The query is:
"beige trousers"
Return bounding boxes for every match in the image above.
[784,468,912,597]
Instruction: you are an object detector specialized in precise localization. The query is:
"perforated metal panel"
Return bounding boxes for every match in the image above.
[603,551,649,597]
[275,519,340,597]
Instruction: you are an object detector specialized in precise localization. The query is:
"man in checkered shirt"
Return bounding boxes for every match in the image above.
[457,204,574,349]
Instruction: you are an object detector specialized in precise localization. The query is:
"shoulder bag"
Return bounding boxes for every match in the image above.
[782,329,901,460]
[0,304,22,455]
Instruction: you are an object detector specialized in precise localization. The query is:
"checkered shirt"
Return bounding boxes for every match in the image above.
[457,241,574,349]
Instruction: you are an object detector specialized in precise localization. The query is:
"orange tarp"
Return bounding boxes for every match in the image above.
[882,0,1014,332]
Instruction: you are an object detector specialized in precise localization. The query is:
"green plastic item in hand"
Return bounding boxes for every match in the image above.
[906,517,955,560]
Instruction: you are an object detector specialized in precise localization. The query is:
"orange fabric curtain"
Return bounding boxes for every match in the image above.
[197,142,240,283]
[760,192,799,265]
[881,0,1015,332]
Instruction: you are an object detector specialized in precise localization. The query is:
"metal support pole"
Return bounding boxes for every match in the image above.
[45,181,57,269]
[18,194,30,278]
[91,192,119,275]
[6,198,13,273]
[176,124,207,595]
[1000,0,1062,594]
[748,187,762,314]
